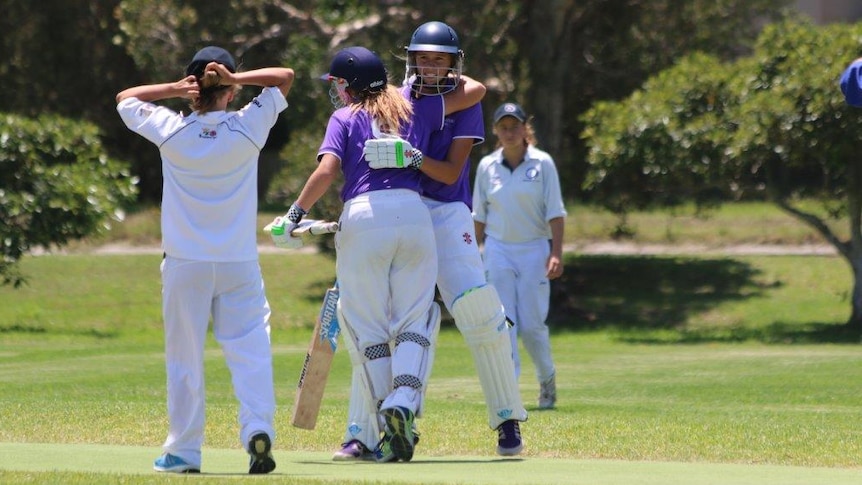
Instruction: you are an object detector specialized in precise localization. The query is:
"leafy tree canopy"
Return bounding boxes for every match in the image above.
[0,113,137,286]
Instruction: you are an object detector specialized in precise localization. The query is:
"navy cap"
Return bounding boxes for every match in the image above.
[493,102,527,124]
[322,46,387,93]
[186,46,236,77]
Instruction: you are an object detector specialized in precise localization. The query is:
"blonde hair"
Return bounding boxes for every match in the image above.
[523,121,537,146]
[349,84,413,135]
[189,71,240,114]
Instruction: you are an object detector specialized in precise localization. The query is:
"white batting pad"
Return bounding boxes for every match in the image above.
[451,285,528,429]
[416,302,441,418]
[338,300,382,443]
[343,368,381,448]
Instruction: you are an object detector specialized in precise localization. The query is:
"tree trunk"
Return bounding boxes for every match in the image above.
[843,148,862,331]
[521,1,578,157]
[847,255,862,330]
[772,151,862,334]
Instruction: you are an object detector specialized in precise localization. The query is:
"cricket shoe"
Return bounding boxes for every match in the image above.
[374,425,421,463]
[333,439,374,461]
[374,433,397,463]
[538,374,557,409]
[382,406,416,462]
[247,432,276,474]
[496,420,524,456]
[153,453,200,473]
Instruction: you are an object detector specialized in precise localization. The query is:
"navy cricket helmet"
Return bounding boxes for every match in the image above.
[407,21,462,55]
[404,21,464,95]
[322,46,387,108]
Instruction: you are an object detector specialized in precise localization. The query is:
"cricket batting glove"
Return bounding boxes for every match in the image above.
[363,138,423,170]
[269,203,306,249]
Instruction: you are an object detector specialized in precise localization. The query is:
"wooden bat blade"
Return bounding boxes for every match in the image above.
[291,285,340,429]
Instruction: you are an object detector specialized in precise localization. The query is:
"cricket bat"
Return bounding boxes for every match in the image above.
[291,282,341,429]
[263,218,340,236]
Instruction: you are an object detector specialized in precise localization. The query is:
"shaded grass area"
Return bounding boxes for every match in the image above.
[550,254,858,344]
[1,252,857,345]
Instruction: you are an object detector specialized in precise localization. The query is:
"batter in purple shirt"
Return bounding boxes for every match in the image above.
[273,46,440,464]
[420,103,484,207]
[345,22,528,461]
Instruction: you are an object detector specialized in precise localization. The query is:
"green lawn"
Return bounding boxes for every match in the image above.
[1,244,861,483]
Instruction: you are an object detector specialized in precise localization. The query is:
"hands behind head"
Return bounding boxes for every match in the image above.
[205,62,234,85]
[176,62,233,100]
[174,75,200,100]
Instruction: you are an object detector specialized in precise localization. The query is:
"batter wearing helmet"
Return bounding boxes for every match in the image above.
[352,21,528,459]
[326,40,493,462]
[270,46,483,463]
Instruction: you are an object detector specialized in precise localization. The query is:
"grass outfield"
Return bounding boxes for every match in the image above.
[1,444,860,485]
[1,252,861,483]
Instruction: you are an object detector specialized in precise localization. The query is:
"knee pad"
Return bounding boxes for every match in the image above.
[338,300,390,412]
[394,302,439,380]
[386,303,440,414]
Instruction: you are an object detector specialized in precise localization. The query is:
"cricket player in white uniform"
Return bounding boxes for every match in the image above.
[473,102,567,410]
[360,21,529,458]
[116,46,293,475]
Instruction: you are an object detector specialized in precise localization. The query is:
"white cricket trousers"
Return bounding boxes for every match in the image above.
[335,189,438,414]
[160,257,275,467]
[483,236,556,383]
[423,198,487,309]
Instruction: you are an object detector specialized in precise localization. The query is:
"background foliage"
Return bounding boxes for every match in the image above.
[580,17,862,327]
[0,113,137,287]
[8,1,862,314]
[0,0,794,206]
